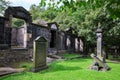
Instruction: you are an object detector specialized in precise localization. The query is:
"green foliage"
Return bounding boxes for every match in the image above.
[0,0,10,15]
[106,0,120,18]
[12,18,24,28]
[61,53,81,59]
[29,0,120,49]
[39,0,46,7]
[29,5,39,20]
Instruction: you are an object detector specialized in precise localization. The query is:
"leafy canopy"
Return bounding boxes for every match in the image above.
[29,0,120,47]
[0,0,10,15]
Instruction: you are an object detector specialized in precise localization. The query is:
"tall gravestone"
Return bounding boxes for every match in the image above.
[32,36,48,72]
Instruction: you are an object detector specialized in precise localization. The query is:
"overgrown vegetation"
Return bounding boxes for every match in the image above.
[12,18,25,28]
[1,0,120,53]
[0,0,10,15]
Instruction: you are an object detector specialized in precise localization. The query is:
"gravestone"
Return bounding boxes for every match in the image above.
[32,36,48,72]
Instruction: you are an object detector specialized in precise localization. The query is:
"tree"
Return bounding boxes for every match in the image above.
[106,0,120,18]
[29,1,58,21]
[29,4,41,20]
[0,0,10,15]
[30,0,120,54]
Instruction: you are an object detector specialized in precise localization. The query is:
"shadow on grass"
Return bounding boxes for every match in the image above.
[0,64,82,80]
[107,60,120,64]
[40,62,82,74]
[0,72,26,80]
[0,58,91,79]
[63,58,92,63]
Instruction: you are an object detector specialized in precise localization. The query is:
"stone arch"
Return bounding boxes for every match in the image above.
[5,6,32,23]
[4,6,32,48]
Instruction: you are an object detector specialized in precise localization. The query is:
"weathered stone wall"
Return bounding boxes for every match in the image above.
[11,28,17,45]
[28,24,51,48]
[0,17,5,44]
[75,38,79,52]
[0,49,32,64]
[0,17,11,47]
[11,27,26,47]
[79,38,84,52]
[66,35,75,52]
[57,31,66,50]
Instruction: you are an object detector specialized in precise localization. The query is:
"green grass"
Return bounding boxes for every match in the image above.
[10,61,33,71]
[0,57,120,80]
[61,53,81,59]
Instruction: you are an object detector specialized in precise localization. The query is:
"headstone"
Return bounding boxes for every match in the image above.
[32,36,48,72]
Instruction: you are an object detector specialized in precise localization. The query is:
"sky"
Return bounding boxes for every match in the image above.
[6,0,40,10]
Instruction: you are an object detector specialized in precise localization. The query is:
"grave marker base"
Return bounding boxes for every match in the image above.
[31,65,48,72]
[89,54,110,71]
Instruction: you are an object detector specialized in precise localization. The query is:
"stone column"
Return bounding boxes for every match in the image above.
[23,22,27,48]
[96,28,104,62]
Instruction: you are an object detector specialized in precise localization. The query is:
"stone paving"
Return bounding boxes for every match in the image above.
[0,67,25,76]
[0,55,60,76]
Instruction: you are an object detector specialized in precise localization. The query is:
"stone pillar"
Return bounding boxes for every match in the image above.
[66,35,71,51]
[23,23,27,48]
[75,38,78,52]
[96,28,104,62]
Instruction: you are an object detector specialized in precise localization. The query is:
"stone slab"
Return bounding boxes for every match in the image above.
[90,54,110,71]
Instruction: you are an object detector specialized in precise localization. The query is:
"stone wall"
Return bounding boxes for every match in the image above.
[0,49,32,64]
[0,17,5,44]
[11,27,26,48]
[28,24,51,48]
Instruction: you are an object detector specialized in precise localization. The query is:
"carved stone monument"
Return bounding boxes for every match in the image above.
[90,54,110,71]
[32,36,48,72]
[96,28,105,62]
[89,25,110,71]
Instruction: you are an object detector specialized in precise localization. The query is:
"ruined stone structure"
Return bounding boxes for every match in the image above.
[89,27,110,71]
[0,6,32,63]
[5,6,32,49]
[0,6,84,63]
[0,16,11,49]
[65,27,84,53]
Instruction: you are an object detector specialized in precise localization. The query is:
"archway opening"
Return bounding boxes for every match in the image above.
[50,30,56,48]
[11,18,27,49]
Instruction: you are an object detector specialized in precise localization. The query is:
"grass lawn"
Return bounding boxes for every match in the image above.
[61,53,81,59]
[0,54,120,80]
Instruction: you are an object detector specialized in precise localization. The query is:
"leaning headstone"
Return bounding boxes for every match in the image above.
[32,36,48,72]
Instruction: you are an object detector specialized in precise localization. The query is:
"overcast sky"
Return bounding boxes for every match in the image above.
[6,0,40,10]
